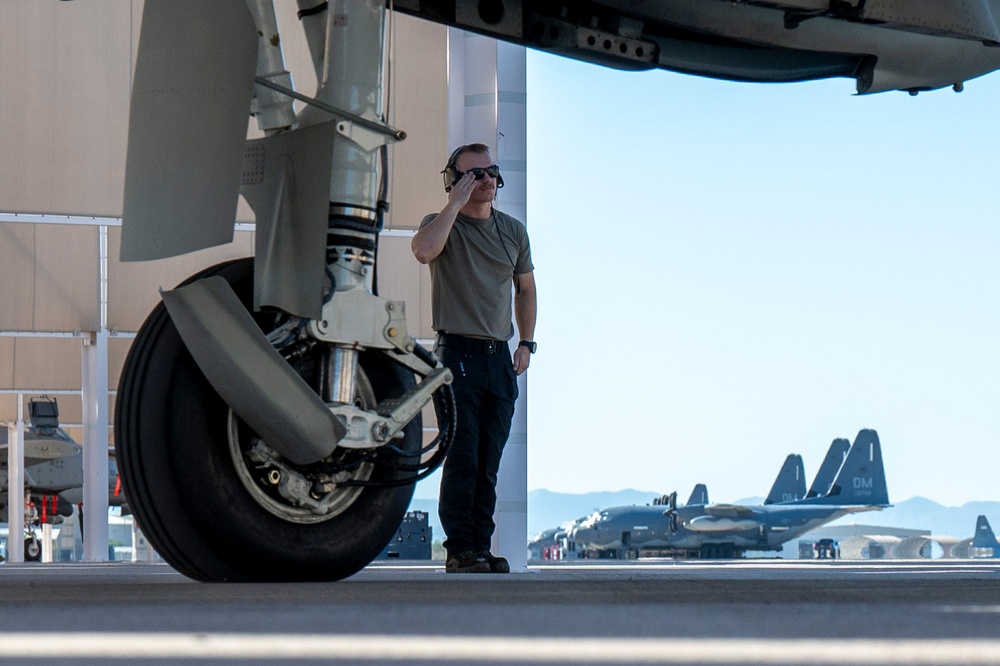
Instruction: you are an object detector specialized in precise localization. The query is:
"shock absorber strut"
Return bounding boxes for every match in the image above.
[296,0,390,404]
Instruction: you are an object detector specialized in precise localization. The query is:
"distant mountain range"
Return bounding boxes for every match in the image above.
[409,490,1000,545]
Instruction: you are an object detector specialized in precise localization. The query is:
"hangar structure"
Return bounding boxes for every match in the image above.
[0,1,529,568]
[798,525,974,560]
[838,534,967,559]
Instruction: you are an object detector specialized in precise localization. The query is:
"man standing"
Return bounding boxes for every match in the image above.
[411,143,537,574]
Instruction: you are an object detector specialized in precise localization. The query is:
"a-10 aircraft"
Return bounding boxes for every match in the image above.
[59,1,995,580]
[567,430,887,559]
[1,400,127,561]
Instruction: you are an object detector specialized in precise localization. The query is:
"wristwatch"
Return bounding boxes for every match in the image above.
[518,340,537,354]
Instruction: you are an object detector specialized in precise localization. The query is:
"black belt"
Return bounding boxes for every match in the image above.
[438,333,506,355]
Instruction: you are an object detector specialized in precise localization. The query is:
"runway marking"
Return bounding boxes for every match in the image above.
[531,561,1000,569]
[0,634,998,663]
[854,569,997,575]
[936,605,1000,614]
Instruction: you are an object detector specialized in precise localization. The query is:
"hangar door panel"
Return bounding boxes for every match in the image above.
[385,14,451,233]
[0,337,82,393]
[106,227,255,333]
[0,1,134,217]
[0,223,99,332]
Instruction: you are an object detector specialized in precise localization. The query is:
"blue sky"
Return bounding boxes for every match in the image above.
[515,49,1000,507]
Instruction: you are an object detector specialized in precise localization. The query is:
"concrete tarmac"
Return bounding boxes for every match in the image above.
[1,558,999,664]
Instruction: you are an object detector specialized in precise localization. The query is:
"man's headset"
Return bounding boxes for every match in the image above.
[441,144,505,192]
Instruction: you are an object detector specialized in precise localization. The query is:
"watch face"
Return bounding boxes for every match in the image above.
[520,340,536,353]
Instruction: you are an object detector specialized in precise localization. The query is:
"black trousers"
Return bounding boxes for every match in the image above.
[437,341,518,554]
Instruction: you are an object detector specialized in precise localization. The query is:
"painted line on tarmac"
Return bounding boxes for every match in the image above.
[0,634,997,663]
[936,605,1000,614]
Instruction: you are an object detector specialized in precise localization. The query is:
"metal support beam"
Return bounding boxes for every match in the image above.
[495,39,529,574]
[0,211,255,232]
[81,330,109,561]
[449,28,529,572]
[6,407,25,563]
[41,523,54,562]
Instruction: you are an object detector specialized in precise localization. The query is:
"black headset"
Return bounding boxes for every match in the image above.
[441,144,505,192]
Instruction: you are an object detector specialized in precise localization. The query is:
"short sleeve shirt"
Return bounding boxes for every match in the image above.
[419,208,533,341]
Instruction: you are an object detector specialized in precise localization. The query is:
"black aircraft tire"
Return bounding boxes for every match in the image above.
[115,258,420,582]
[24,537,41,562]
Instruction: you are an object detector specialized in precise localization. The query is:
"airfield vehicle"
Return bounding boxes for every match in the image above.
[814,538,840,559]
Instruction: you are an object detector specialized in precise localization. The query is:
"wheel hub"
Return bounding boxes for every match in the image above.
[226,371,379,525]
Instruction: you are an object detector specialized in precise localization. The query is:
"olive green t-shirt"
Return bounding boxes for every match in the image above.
[419,208,533,341]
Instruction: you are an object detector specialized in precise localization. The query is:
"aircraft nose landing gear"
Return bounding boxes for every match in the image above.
[113,1,454,581]
[115,258,448,581]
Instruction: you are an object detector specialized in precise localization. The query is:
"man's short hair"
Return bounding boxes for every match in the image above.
[447,143,492,168]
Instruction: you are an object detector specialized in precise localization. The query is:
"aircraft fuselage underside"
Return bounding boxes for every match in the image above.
[393,0,1000,94]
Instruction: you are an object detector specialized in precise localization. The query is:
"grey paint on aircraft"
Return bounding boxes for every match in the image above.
[568,430,890,558]
[0,425,124,518]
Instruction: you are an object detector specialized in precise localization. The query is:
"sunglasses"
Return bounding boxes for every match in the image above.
[459,165,501,180]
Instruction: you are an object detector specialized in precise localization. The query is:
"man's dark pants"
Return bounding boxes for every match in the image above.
[437,341,518,555]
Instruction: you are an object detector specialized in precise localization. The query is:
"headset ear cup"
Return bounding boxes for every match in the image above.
[443,144,467,192]
[442,166,458,192]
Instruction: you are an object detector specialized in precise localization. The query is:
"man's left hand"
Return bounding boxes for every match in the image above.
[513,346,531,375]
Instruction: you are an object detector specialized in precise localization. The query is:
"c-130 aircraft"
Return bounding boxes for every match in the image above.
[568,432,885,559]
[112,1,1000,581]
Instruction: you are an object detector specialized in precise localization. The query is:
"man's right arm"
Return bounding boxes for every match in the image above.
[411,202,462,264]
[411,172,476,264]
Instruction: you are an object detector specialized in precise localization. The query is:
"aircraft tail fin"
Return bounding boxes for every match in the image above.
[764,454,806,504]
[972,515,999,548]
[805,438,851,499]
[809,429,889,506]
[687,483,709,506]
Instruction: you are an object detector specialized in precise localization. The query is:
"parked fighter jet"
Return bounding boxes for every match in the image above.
[85,0,997,580]
[1,399,127,560]
[570,430,889,559]
[970,516,1000,558]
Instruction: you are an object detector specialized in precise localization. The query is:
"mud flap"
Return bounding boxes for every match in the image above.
[161,276,346,464]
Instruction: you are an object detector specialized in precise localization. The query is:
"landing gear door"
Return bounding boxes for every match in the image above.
[121,0,258,261]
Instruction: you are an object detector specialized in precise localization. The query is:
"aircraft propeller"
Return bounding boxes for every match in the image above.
[662,491,678,533]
